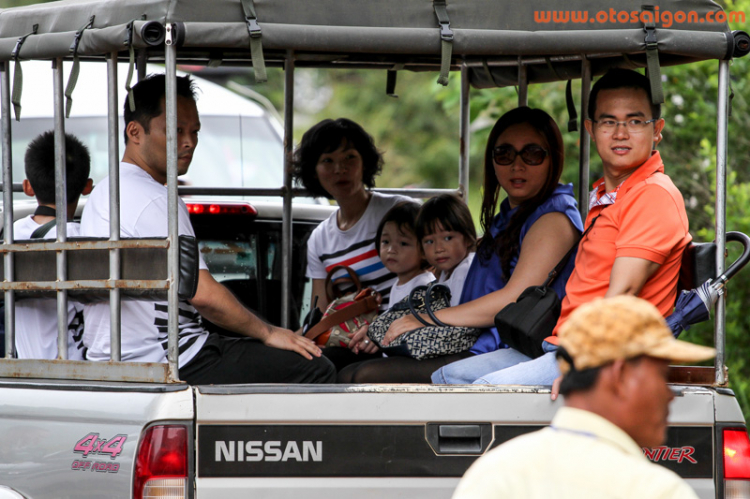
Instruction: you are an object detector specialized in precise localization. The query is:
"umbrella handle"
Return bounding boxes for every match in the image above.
[719,231,750,283]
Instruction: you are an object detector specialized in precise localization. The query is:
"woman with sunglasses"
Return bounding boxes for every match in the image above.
[384,107,583,384]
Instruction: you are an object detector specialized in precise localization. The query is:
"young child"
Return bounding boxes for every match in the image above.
[376,202,434,309]
[416,194,477,307]
[14,130,93,360]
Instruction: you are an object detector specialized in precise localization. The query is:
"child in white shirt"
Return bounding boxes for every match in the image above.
[376,202,435,309]
[416,194,477,307]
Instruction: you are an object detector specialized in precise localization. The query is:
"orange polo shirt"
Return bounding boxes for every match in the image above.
[548,152,691,342]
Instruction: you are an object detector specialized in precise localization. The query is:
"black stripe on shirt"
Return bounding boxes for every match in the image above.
[319,237,377,261]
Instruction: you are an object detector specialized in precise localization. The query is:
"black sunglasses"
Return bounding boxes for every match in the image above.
[492,144,548,166]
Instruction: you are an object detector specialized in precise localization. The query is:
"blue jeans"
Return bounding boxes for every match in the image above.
[431,342,559,385]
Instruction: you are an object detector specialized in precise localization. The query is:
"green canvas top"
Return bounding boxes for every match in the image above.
[0,0,741,87]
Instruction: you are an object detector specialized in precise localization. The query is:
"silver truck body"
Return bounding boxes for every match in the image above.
[0,378,739,498]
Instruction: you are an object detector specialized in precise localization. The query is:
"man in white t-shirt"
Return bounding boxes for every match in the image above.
[80,74,334,384]
[14,131,93,360]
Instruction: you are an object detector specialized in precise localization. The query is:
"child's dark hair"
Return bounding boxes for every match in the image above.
[123,73,197,144]
[376,201,428,268]
[292,118,384,199]
[24,130,91,205]
[416,194,477,251]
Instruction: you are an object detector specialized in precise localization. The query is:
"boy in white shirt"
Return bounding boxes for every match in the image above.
[14,131,93,359]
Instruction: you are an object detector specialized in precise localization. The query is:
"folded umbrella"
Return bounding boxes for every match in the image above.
[667,280,722,337]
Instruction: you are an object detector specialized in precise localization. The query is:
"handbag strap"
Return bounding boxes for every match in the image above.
[407,283,453,328]
[423,282,452,327]
[408,286,434,327]
[304,291,380,341]
[544,213,601,287]
[324,265,363,302]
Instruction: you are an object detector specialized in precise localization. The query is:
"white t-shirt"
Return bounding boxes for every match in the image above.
[436,252,475,307]
[13,215,86,360]
[387,271,435,309]
[80,162,209,367]
[306,192,415,309]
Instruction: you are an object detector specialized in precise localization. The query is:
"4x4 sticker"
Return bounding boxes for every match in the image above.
[70,433,127,474]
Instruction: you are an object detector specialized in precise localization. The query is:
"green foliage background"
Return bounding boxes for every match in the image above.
[242,0,750,417]
[4,0,750,417]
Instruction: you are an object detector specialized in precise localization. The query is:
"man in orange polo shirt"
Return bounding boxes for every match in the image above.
[551,68,691,337]
[466,68,691,386]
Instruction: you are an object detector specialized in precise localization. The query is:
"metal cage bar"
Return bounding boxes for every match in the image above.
[578,57,592,220]
[107,53,122,361]
[459,64,470,202]
[52,58,70,360]
[1,61,14,359]
[281,51,295,328]
[714,59,729,386]
[517,56,528,107]
[165,25,180,380]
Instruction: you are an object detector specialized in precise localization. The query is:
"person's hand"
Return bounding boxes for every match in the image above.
[263,327,322,360]
[550,375,563,401]
[383,314,424,346]
[349,324,379,354]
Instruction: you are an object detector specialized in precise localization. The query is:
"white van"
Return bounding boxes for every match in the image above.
[1,60,289,201]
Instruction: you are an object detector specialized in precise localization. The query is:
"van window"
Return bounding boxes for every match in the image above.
[4,114,285,202]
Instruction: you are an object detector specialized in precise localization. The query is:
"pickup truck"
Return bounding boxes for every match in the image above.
[0,199,748,499]
[1,1,749,498]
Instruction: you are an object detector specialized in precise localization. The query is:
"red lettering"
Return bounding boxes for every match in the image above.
[552,11,570,23]
[534,11,552,23]
[571,11,588,23]
[679,447,697,464]
[609,8,617,22]
[669,448,682,460]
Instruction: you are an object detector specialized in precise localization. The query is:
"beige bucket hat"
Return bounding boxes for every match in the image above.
[557,295,716,374]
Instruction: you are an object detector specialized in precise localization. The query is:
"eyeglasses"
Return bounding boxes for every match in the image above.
[591,119,657,134]
[492,144,548,166]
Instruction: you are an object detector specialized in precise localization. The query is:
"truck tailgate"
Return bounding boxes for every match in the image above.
[195,384,718,499]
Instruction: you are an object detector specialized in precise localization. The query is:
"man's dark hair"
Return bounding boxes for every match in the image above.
[558,366,603,397]
[557,348,647,396]
[24,130,91,205]
[123,74,197,144]
[588,68,661,121]
[291,118,384,199]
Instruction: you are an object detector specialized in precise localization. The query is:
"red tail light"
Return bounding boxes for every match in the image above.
[724,428,750,498]
[134,425,188,499]
[187,202,257,216]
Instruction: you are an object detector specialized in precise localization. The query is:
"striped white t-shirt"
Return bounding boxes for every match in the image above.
[306,192,416,309]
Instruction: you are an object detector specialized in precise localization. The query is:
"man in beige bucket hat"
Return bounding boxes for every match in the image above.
[452,296,714,499]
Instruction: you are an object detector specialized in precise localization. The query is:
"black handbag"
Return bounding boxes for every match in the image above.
[367,283,482,360]
[494,215,600,358]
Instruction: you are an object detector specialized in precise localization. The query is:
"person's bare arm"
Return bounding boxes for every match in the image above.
[604,256,660,297]
[383,213,579,345]
[310,278,329,313]
[190,269,322,359]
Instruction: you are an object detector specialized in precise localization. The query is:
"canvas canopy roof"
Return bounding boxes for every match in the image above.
[0,0,743,88]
